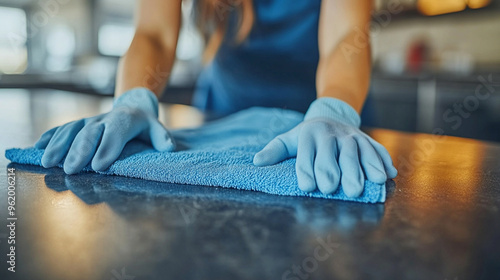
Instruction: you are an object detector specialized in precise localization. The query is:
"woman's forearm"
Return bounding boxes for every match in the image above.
[316,0,372,114]
[115,33,177,98]
[114,0,182,99]
[316,29,371,113]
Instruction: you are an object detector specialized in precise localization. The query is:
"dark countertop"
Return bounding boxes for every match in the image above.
[1,89,500,280]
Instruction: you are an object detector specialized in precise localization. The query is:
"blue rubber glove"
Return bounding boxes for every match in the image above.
[253,97,397,197]
[35,88,175,174]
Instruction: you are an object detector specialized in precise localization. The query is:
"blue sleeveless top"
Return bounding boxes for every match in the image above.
[193,0,322,118]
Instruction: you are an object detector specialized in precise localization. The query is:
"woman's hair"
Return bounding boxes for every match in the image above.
[197,0,254,62]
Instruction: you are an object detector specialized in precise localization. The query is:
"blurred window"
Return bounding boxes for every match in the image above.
[0,7,28,74]
[98,23,135,56]
[46,25,76,72]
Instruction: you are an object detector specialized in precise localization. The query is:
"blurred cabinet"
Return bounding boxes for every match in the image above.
[365,76,419,132]
[366,73,500,142]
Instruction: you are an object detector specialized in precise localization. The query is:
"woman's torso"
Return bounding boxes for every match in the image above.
[193,0,322,117]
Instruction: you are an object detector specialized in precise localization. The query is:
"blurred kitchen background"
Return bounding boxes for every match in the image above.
[1,0,500,142]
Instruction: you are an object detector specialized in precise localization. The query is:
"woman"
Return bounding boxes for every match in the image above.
[35,0,397,197]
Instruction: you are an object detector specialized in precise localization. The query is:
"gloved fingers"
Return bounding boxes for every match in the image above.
[63,123,105,175]
[253,127,299,166]
[338,138,365,198]
[356,136,387,184]
[91,121,138,171]
[314,137,341,194]
[41,120,85,168]
[34,126,59,149]
[296,128,317,192]
[367,138,398,179]
[148,120,176,152]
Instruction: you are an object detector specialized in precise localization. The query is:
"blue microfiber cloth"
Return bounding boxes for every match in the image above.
[5,107,386,203]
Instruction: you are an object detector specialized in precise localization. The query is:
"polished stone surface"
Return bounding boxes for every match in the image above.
[1,90,500,280]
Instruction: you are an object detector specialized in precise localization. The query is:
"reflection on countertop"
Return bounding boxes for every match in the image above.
[4,163,386,280]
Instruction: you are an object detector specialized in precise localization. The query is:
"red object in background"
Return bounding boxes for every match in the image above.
[407,40,429,74]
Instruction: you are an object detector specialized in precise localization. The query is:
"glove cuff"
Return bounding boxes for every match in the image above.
[304,97,361,128]
[113,88,159,118]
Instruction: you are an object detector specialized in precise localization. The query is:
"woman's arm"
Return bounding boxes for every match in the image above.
[316,0,373,113]
[115,0,182,98]
[34,0,181,175]
[254,1,397,197]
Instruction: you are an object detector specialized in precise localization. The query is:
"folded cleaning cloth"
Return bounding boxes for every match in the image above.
[5,107,386,203]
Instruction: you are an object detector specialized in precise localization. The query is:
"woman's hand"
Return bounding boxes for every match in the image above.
[35,88,175,174]
[253,97,397,197]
